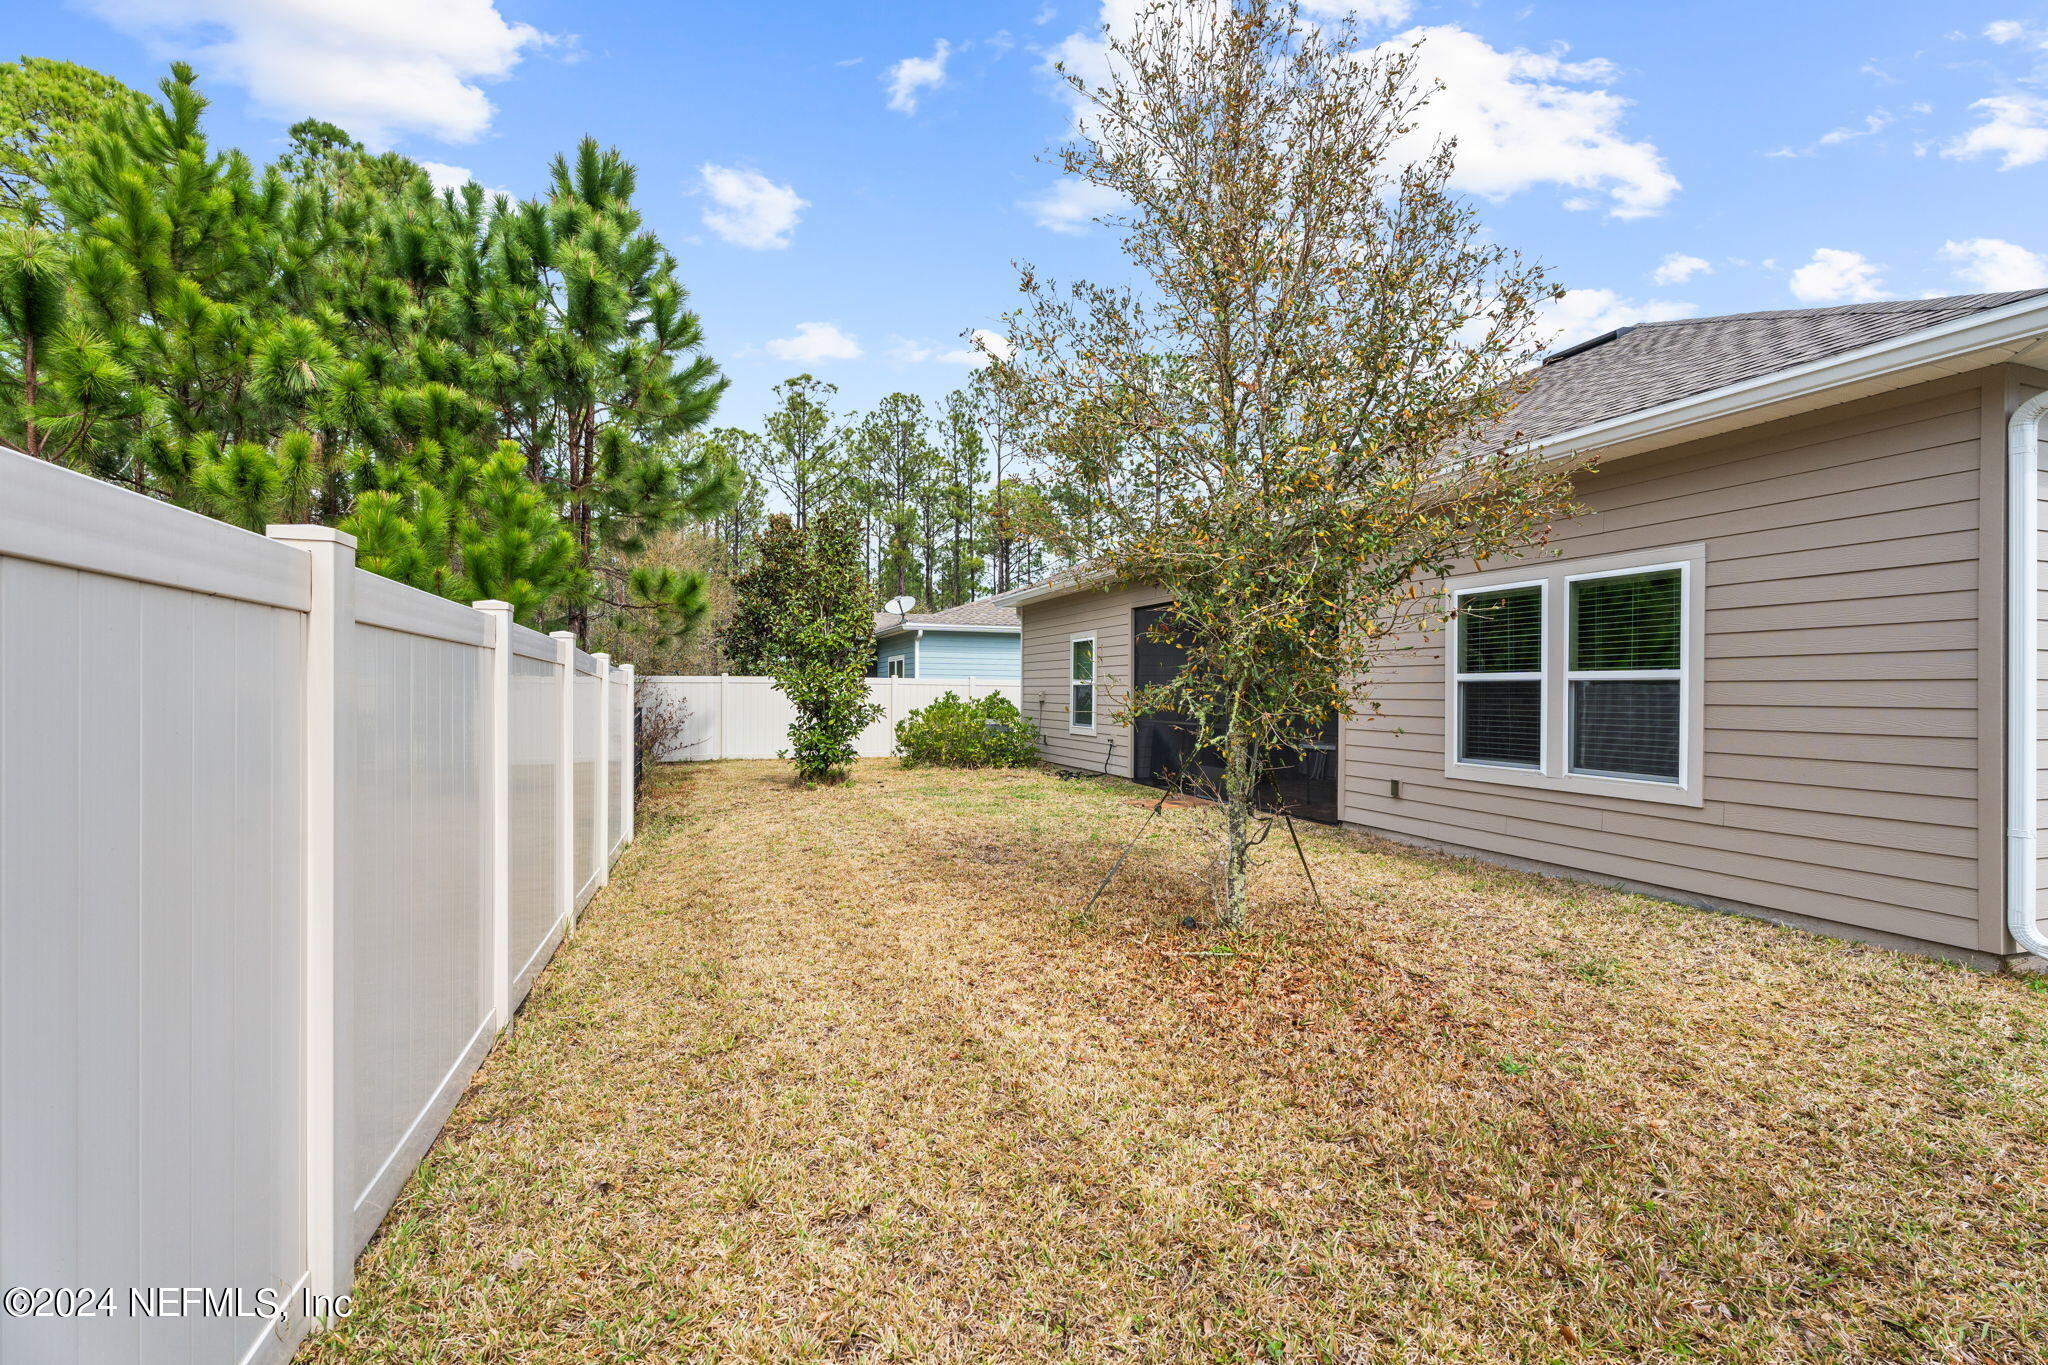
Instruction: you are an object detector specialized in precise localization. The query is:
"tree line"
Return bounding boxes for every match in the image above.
[0,57,735,656]
[692,369,1085,613]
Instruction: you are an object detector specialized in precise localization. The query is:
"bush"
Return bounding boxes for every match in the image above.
[895,692,1040,769]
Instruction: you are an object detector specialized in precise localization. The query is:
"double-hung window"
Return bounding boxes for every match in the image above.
[1070,634,1096,732]
[1453,581,1546,771]
[1445,544,1702,806]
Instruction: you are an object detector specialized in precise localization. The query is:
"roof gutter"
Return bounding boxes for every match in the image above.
[872,621,1020,641]
[2006,390,2048,962]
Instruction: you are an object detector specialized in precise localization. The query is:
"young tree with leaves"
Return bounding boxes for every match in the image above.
[718,508,881,782]
[993,0,1575,929]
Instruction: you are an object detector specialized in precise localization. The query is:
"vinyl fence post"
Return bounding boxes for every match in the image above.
[619,664,636,844]
[473,601,515,1029]
[592,653,611,888]
[717,672,729,761]
[266,524,358,1306]
[552,632,577,929]
[968,675,979,699]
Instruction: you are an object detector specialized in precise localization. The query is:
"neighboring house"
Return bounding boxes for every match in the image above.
[871,600,1021,680]
[995,290,2048,969]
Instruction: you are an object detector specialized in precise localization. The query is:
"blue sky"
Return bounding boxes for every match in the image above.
[18,2,2048,429]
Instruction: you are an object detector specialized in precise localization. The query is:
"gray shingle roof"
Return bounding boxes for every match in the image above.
[1506,290,2048,446]
[873,599,1020,635]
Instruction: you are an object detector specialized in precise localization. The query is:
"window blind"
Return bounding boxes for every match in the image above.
[1568,568,1681,783]
[1569,680,1679,780]
[1071,638,1095,728]
[1457,584,1542,769]
[1571,570,1680,671]
[1460,680,1541,767]
[1459,586,1542,674]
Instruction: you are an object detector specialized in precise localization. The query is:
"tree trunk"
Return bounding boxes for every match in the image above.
[21,331,38,459]
[1220,724,1254,930]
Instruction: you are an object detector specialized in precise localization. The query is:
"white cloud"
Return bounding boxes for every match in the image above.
[697,164,808,250]
[81,0,552,145]
[967,329,1014,361]
[1388,26,1679,218]
[1941,237,2048,290]
[886,39,951,114]
[887,329,1013,366]
[942,329,1014,366]
[418,160,474,192]
[1025,178,1126,233]
[1944,93,2048,169]
[1537,288,1694,350]
[1295,0,1415,19]
[764,323,863,364]
[1788,248,1887,304]
[1649,252,1712,286]
[1046,9,1673,217]
[1987,19,2041,45]
[1818,109,1894,145]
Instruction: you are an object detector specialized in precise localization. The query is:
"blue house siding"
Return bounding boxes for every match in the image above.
[872,629,1020,680]
[874,636,918,677]
[917,630,1020,680]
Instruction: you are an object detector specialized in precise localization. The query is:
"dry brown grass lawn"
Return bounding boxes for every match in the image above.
[303,759,2048,1364]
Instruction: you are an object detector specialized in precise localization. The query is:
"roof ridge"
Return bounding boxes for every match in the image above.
[1628,289,2048,332]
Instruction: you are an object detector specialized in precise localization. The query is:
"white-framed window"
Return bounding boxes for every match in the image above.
[886,656,905,678]
[1069,633,1096,733]
[1452,579,1547,774]
[1444,543,1703,807]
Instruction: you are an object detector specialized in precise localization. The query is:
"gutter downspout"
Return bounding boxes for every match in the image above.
[2005,389,2048,961]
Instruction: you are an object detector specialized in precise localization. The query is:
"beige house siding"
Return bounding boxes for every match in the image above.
[1342,370,2011,959]
[1019,584,1165,777]
[2026,368,2048,927]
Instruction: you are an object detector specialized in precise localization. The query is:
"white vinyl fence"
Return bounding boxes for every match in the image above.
[644,674,1023,760]
[0,447,636,1365]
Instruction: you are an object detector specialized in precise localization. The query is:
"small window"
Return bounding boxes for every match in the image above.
[886,656,905,678]
[1070,635,1096,732]
[1453,583,1544,770]
[1567,568,1682,783]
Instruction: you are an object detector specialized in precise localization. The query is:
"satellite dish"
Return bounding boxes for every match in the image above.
[884,595,915,615]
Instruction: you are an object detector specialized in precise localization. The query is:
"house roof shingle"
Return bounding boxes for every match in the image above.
[873,599,1021,635]
[1506,290,2048,446]
[992,289,2048,608]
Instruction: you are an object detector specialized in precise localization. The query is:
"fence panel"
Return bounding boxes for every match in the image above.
[509,628,564,1003]
[2,457,315,1365]
[573,656,601,907]
[608,668,630,858]
[346,584,493,1251]
[0,445,639,1362]
[641,675,1023,761]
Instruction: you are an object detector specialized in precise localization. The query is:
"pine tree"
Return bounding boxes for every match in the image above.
[758,374,840,530]
[935,388,988,605]
[0,64,738,655]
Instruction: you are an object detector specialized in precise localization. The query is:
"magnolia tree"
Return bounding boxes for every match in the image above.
[718,507,881,784]
[988,0,1580,929]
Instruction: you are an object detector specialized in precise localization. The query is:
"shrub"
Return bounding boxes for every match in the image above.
[895,692,1040,769]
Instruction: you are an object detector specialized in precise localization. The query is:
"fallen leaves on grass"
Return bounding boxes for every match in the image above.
[302,760,2048,1365]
